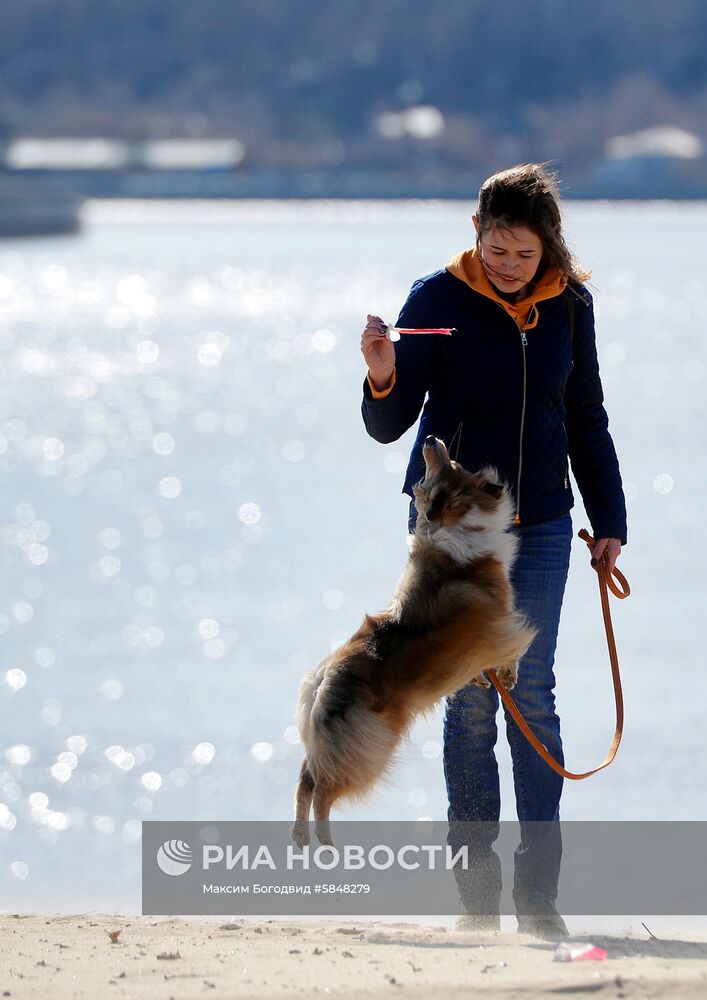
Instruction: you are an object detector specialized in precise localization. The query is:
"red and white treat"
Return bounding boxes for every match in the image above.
[386,325,455,342]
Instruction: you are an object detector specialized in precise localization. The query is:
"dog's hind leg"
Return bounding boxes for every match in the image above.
[291,757,315,847]
[313,780,337,846]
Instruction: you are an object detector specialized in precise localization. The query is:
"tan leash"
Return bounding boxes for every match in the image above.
[486,528,630,780]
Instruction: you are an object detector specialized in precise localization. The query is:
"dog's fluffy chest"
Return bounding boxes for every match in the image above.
[391,542,512,630]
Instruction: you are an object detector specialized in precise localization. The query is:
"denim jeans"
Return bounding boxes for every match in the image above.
[409,503,573,909]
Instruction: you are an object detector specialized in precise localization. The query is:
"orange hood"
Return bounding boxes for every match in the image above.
[445,246,566,330]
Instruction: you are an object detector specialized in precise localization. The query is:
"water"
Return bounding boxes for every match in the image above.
[0,199,705,914]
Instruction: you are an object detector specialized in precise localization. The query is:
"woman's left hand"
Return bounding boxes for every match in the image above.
[591,538,622,575]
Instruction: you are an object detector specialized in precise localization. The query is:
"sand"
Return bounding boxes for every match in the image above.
[2,915,707,999]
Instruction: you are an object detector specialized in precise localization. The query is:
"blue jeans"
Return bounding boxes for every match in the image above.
[409,504,573,907]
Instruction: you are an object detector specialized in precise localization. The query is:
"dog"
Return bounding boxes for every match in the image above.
[292,436,537,846]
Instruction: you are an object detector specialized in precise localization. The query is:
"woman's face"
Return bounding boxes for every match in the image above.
[473,216,544,296]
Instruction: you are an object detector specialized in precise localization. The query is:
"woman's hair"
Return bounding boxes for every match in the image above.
[476,163,591,284]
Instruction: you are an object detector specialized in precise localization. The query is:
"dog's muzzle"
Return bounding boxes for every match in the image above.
[422,436,450,475]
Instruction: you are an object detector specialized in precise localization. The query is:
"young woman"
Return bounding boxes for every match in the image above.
[360,164,627,937]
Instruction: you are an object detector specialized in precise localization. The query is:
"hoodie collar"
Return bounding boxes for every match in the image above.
[445,246,566,331]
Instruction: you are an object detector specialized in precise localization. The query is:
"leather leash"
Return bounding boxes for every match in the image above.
[486,528,630,780]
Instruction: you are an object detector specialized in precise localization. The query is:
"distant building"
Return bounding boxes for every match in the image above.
[605,126,703,161]
[3,137,246,172]
[139,139,245,170]
[5,138,129,170]
[593,125,707,197]
[1,136,248,199]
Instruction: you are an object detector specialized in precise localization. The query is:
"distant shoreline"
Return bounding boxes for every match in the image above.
[4,168,707,202]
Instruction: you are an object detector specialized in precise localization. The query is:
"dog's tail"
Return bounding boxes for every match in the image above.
[501,610,538,665]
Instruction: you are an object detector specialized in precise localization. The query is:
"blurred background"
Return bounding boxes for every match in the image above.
[1,0,707,224]
[0,1,705,923]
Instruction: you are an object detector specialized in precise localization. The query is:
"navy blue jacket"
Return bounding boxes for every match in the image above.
[361,268,627,544]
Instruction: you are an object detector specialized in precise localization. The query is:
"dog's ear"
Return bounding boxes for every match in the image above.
[481,481,504,499]
[427,490,448,520]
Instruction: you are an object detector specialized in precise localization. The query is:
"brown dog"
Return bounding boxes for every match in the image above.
[292,436,536,846]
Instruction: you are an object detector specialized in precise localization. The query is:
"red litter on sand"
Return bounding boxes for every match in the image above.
[386,325,455,342]
[553,943,608,962]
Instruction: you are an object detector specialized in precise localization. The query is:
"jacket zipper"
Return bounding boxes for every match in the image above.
[561,420,569,489]
[515,327,528,523]
[493,301,529,524]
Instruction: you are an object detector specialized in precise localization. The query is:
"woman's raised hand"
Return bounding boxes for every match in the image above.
[361,314,396,391]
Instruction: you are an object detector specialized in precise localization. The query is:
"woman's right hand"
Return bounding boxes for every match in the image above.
[361,314,396,391]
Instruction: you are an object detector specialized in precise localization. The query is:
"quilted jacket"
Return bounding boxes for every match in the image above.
[361,266,627,544]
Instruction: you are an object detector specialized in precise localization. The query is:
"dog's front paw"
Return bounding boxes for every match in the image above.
[494,662,518,690]
[470,672,491,689]
[291,821,310,848]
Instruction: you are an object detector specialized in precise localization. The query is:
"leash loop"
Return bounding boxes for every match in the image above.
[486,528,629,781]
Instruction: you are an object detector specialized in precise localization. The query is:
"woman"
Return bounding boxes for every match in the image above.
[360,164,627,937]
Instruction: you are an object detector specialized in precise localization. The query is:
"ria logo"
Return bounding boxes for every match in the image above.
[156,839,193,876]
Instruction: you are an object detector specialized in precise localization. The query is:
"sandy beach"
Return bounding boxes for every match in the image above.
[2,915,706,999]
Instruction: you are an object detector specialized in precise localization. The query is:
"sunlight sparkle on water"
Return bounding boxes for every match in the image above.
[192,742,216,765]
[6,744,33,765]
[41,701,61,725]
[198,618,220,639]
[312,328,336,352]
[653,472,674,495]
[250,742,274,762]
[12,602,33,624]
[97,555,121,579]
[197,340,224,366]
[152,432,175,455]
[101,679,125,701]
[143,626,164,648]
[136,340,159,363]
[29,797,70,828]
[204,638,226,659]
[282,439,305,461]
[27,543,49,566]
[5,669,27,692]
[92,816,116,834]
[158,476,182,498]
[0,805,17,831]
[98,527,121,549]
[123,819,142,843]
[106,746,136,770]
[50,760,74,783]
[238,502,261,524]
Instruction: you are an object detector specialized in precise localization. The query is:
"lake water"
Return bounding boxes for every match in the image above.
[0,199,705,916]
